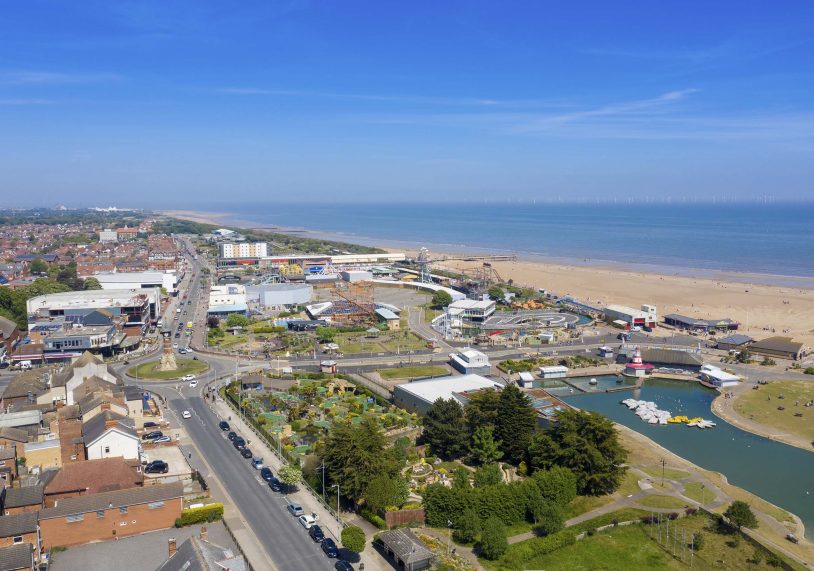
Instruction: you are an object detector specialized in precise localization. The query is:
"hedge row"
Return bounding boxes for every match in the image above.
[175,503,224,527]
[499,529,578,569]
[361,509,388,530]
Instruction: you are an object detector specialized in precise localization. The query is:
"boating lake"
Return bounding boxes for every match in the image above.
[563,378,814,539]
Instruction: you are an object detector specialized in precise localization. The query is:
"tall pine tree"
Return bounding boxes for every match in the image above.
[494,384,537,465]
[422,398,469,460]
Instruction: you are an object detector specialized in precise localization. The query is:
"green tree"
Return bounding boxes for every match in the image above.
[693,532,705,552]
[364,474,409,512]
[421,398,469,460]
[83,277,102,290]
[479,517,508,560]
[454,508,481,544]
[724,501,758,530]
[487,286,504,302]
[470,425,503,465]
[431,290,453,309]
[29,257,48,275]
[452,465,472,489]
[464,389,501,434]
[529,409,628,496]
[322,418,401,502]
[341,525,366,554]
[531,466,577,507]
[530,498,565,536]
[278,463,302,489]
[316,326,337,343]
[225,313,250,328]
[494,384,537,465]
[473,463,503,488]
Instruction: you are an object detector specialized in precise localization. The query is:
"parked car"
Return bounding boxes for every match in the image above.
[145,460,168,474]
[298,514,317,529]
[227,431,237,441]
[143,421,159,429]
[321,538,338,558]
[219,421,230,431]
[233,437,246,450]
[308,524,325,542]
[142,431,163,441]
[240,448,253,459]
[260,467,273,482]
[251,457,263,469]
[173,343,179,349]
[182,410,191,419]
[787,533,800,544]
[287,502,304,517]
[268,477,282,492]
[334,561,354,571]
[152,435,172,444]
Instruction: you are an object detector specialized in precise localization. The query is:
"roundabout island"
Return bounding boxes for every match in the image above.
[127,358,210,380]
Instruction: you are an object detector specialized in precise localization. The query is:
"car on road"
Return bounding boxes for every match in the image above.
[308,524,324,542]
[321,538,338,558]
[298,514,316,529]
[240,448,253,459]
[173,343,179,349]
[260,467,273,481]
[334,561,354,571]
[188,379,198,388]
[251,457,263,469]
[142,431,163,441]
[178,348,187,354]
[287,502,304,517]
[181,374,196,382]
[144,460,169,474]
[268,477,283,492]
[219,421,230,431]
[152,435,172,444]
[174,332,180,338]
[181,410,191,419]
[227,431,237,441]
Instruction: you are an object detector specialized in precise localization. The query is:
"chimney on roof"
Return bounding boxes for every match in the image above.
[104,417,118,429]
[168,538,177,558]
[101,402,111,411]
[200,525,208,542]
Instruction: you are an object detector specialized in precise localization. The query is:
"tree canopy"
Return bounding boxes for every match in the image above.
[479,517,508,560]
[464,389,501,434]
[494,384,537,465]
[531,466,577,507]
[422,398,469,460]
[470,425,503,465]
[431,290,453,309]
[364,474,409,512]
[341,526,366,553]
[724,501,758,530]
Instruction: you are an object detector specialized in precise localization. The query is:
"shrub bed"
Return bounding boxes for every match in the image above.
[175,503,224,527]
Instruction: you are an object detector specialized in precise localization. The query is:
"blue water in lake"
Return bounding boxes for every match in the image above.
[208,202,814,279]
[564,378,814,539]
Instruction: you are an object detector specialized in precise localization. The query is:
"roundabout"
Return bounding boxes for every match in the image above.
[127,358,210,380]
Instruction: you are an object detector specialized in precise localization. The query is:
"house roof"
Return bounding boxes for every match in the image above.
[1,369,51,400]
[750,336,804,354]
[0,543,33,571]
[2,485,43,508]
[717,334,753,346]
[156,535,247,571]
[0,427,30,443]
[377,529,434,565]
[40,481,183,519]
[45,457,143,496]
[0,512,37,538]
[0,317,17,341]
[81,410,137,447]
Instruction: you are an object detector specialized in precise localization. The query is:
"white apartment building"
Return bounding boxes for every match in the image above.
[218,242,268,259]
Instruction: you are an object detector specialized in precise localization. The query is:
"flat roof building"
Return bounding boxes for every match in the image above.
[748,336,807,361]
[245,283,312,309]
[604,304,657,328]
[663,313,739,332]
[716,334,754,352]
[449,349,490,375]
[393,374,504,415]
[92,271,178,295]
[26,289,160,327]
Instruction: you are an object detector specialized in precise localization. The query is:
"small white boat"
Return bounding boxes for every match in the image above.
[589,378,598,385]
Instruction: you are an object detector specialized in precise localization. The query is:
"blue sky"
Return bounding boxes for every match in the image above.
[1,1,813,206]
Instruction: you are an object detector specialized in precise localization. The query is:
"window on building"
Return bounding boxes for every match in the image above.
[12,536,23,544]
[104,446,110,454]
[96,510,105,518]
[147,501,165,510]
[66,514,84,523]
[119,506,128,514]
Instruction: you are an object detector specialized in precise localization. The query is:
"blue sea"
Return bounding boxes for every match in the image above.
[200,202,814,283]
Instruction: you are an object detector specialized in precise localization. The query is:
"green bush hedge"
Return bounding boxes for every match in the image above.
[175,503,224,527]
[499,529,578,569]
[361,509,388,530]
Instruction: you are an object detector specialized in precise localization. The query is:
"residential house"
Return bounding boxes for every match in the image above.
[82,411,140,461]
[748,337,807,361]
[38,482,183,549]
[21,440,60,472]
[51,352,122,406]
[0,512,39,559]
[0,486,43,516]
[0,543,35,571]
[156,529,246,571]
[0,449,18,484]
[0,318,20,360]
[0,429,28,454]
[43,457,143,507]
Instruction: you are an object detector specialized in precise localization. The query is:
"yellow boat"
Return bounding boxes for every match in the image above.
[668,415,690,424]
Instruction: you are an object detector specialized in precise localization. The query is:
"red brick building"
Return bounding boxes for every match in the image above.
[43,457,143,507]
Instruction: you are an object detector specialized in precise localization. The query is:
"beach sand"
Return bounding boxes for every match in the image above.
[162,209,814,349]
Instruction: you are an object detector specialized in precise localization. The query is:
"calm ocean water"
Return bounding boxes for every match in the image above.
[205,202,814,280]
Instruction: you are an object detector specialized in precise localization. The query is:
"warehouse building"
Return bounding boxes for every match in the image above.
[91,271,179,295]
[393,374,504,415]
[26,290,160,331]
[748,336,807,361]
[604,304,657,329]
[449,348,490,374]
[663,313,739,333]
[716,334,754,352]
[246,283,312,310]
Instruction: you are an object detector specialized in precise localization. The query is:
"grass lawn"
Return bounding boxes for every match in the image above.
[128,359,209,380]
[734,380,814,442]
[565,494,616,519]
[617,470,643,497]
[640,466,691,481]
[638,494,690,509]
[334,331,427,355]
[682,481,715,505]
[377,365,448,380]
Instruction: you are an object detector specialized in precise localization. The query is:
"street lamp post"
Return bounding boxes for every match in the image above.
[661,458,666,488]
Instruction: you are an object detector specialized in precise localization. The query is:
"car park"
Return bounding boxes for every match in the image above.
[219,421,230,431]
[321,538,338,558]
[144,460,169,474]
[152,435,172,444]
[268,477,282,492]
[142,431,163,441]
[227,431,237,440]
[287,502,304,517]
[251,457,263,469]
[240,448,253,459]
[298,514,316,529]
[182,410,191,419]
[308,524,325,542]
[260,467,273,481]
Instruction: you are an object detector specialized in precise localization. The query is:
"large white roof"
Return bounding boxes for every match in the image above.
[395,374,502,405]
[449,299,494,310]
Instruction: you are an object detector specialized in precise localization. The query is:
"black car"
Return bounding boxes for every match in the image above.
[143,421,159,429]
[260,467,273,482]
[233,437,246,450]
[334,562,354,571]
[268,477,282,492]
[145,460,168,474]
[321,538,338,558]
[219,421,230,431]
[240,447,253,459]
[142,431,163,441]
[308,524,325,542]
[174,332,180,338]
[227,431,237,441]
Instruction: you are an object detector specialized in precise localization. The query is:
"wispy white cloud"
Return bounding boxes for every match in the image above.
[0,71,123,85]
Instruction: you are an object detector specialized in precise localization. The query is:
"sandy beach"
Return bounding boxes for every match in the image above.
[162,209,814,350]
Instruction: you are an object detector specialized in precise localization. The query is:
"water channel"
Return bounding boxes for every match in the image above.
[563,377,814,539]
